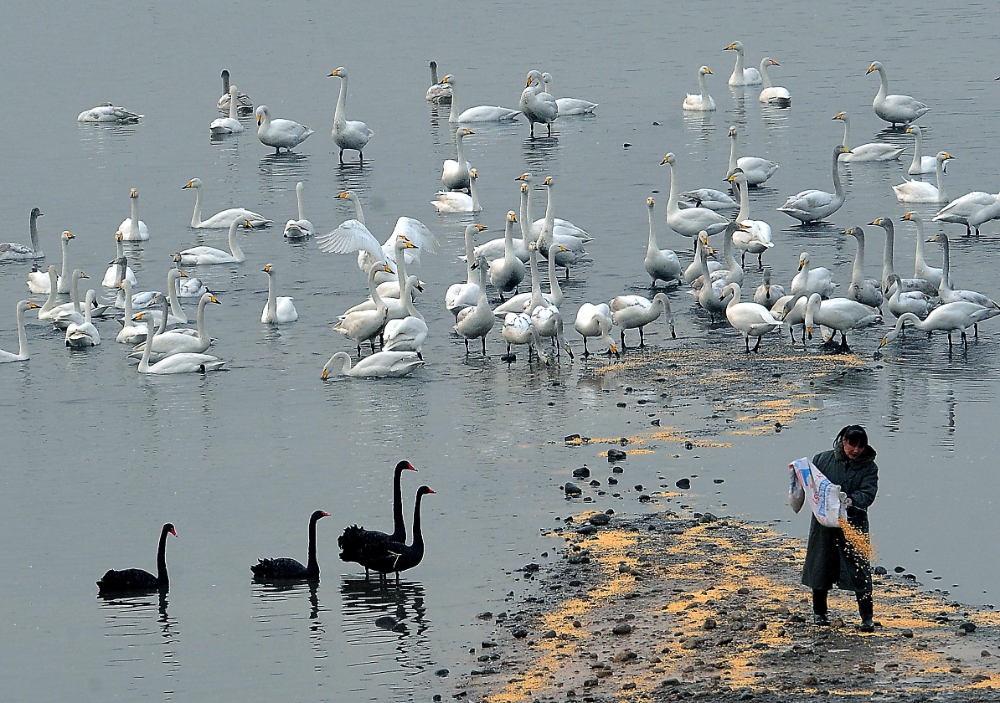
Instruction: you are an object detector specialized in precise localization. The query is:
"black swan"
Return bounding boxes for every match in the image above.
[337,460,417,576]
[97,523,176,595]
[340,485,434,582]
[251,510,330,581]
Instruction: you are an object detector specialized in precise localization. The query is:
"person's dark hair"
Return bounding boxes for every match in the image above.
[835,424,868,449]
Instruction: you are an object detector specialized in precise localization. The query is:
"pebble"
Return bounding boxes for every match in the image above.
[564,483,582,497]
[634,484,644,491]
[375,616,398,630]
[612,623,634,635]
[737,587,750,595]
[435,668,450,677]
[476,611,493,620]
[512,628,528,639]
[589,513,611,526]
[703,618,717,630]
[804,675,818,686]
[565,434,581,443]
[608,477,618,485]
[542,630,556,639]
[612,466,624,474]
[608,449,627,462]
[901,629,914,638]
[894,566,905,573]
[960,622,977,633]
[482,640,498,648]
[573,466,591,478]
[676,478,691,489]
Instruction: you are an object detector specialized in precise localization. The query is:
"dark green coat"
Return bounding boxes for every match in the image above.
[801,440,878,592]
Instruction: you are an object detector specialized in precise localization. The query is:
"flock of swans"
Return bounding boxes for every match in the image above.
[7,49,1000,379]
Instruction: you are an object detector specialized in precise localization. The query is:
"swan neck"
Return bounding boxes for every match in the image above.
[547,243,560,299]
[29,215,40,255]
[42,269,58,311]
[198,295,211,339]
[519,189,530,244]
[71,272,82,312]
[307,514,320,574]
[728,134,737,174]
[221,72,230,95]
[335,75,349,127]
[831,148,845,197]
[735,178,749,222]
[647,204,658,253]
[448,83,458,122]
[130,195,139,236]
[504,219,516,258]
[852,234,865,285]
[368,265,386,309]
[166,270,184,319]
[190,185,202,228]
[470,177,480,210]
[876,67,888,101]
[464,228,476,284]
[348,193,365,225]
[429,63,438,85]
[296,184,306,221]
[882,224,894,283]
[410,492,426,550]
[123,281,133,320]
[939,233,952,292]
[392,464,407,540]
[16,304,28,358]
[138,300,159,372]
[528,248,542,309]
[228,221,245,262]
[840,118,851,149]
[698,71,709,100]
[724,227,736,269]
[228,87,238,121]
[760,60,772,89]
[911,127,923,163]
[83,291,94,324]
[666,162,680,215]
[526,187,536,238]
[157,526,170,586]
[542,185,555,244]
[935,160,947,200]
[404,280,422,319]
[59,236,70,290]
[732,50,744,78]
[454,129,466,164]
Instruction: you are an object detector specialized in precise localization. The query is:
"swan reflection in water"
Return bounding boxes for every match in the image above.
[251,581,330,661]
[341,576,430,636]
[99,592,179,679]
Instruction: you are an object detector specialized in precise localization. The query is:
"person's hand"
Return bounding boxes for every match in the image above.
[844,496,853,508]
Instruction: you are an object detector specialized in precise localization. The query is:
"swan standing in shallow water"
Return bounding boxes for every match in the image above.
[441,127,475,191]
[777,145,851,223]
[573,303,618,357]
[329,67,374,162]
[138,296,226,374]
[906,125,938,175]
[383,277,428,358]
[662,153,729,240]
[683,66,716,111]
[65,290,101,348]
[256,105,313,154]
[0,301,40,362]
[867,61,930,127]
[925,231,1000,310]
[727,126,778,186]
[758,58,791,106]
[784,293,881,352]
[210,85,245,135]
[844,227,884,308]
[119,188,149,241]
[445,224,487,318]
[455,257,494,355]
[879,301,1000,351]
[261,264,298,324]
[609,293,675,348]
[283,182,314,238]
[791,252,837,299]
[520,70,558,138]
[754,268,785,307]
[933,187,1000,237]
[334,262,393,355]
[432,168,482,213]
[540,72,597,115]
[884,274,933,319]
[489,212,526,299]
[893,152,952,203]
[643,197,682,286]
[426,61,452,104]
[721,282,782,352]
[868,217,937,296]
[832,112,905,162]
[899,212,943,289]
[218,70,253,114]
[442,74,521,123]
[727,171,773,268]
[176,219,251,265]
[77,103,143,123]
[1,207,44,261]
[182,178,271,229]
[322,351,423,379]
[724,41,761,86]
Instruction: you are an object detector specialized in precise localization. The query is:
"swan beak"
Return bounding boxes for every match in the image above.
[806,326,814,339]
[610,344,619,357]
[130,188,138,198]
[28,302,39,309]
[866,64,876,74]
[245,220,254,229]
[724,43,735,50]
[416,282,424,292]
[322,368,329,380]
[169,527,177,537]
[476,224,487,231]
[263,264,272,273]
[868,219,880,226]
[525,77,531,87]
[210,296,221,304]
[771,60,780,66]
[80,272,89,279]
[66,232,74,239]
[832,113,843,120]
[704,68,712,74]
[902,213,912,221]
[726,173,736,183]
[798,261,804,271]
[182,181,193,189]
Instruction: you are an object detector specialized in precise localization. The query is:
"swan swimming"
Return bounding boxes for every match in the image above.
[892,152,953,203]
[832,112,905,162]
[540,72,597,115]
[867,61,930,127]
[137,295,226,374]
[182,178,271,229]
[441,127,475,192]
[661,153,729,240]
[1,207,45,261]
[0,301,40,362]
[425,61,452,104]
[217,70,253,114]
[432,168,482,213]
[322,351,423,379]
[683,66,716,111]
[724,41,762,86]
[77,103,143,123]
[261,264,298,324]
[176,219,252,266]
[283,182,314,239]
[777,145,850,223]
[727,126,778,187]
[442,74,521,123]
[210,85,245,135]
[758,58,791,106]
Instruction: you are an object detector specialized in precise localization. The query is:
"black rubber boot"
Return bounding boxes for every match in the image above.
[813,589,830,625]
[857,591,874,632]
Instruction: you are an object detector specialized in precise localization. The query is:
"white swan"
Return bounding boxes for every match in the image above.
[724,41,762,86]
[691,221,744,290]
[515,172,592,241]
[573,302,618,357]
[803,293,882,351]
[727,170,773,267]
[44,269,89,328]
[210,85,244,135]
[329,67,374,162]
[455,257,494,355]
[893,152,952,203]
[492,239,563,316]
[116,280,151,344]
[133,292,219,357]
[531,303,574,362]
[383,277,427,357]
[778,145,851,223]
[1,207,44,261]
[441,127,475,191]
[683,231,724,285]
[426,61,452,104]
[721,282,782,352]
[540,72,597,115]
[753,268,785,307]
[609,292,675,348]
[926,230,1000,309]
[117,188,149,241]
[520,70,558,138]
[0,301,40,362]
[693,236,732,322]
[683,66,716,111]
[906,125,937,175]
[879,301,999,351]
[474,183,532,262]
[333,262,393,355]
[442,74,521,123]
[35,266,60,319]
[176,218,250,265]
[65,290,101,348]
[501,311,548,364]
[322,351,423,379]
[774,294,808,343]
[28,230,72,294]
[261,263,298,324]
[643,197,682,286]
[169,255,209,297]
[137,295,226,375]
[758,58,791,106]
[899,212,943,289]
[445,224,486,318]
[832,112,905,162]
[885,274,933,319]
[131,269,190,326]
[933,188,1000,237]
[661,153,729,239]
[183,178,271,229]
[868,216,938,296]
[727,125,779,186]
[791,252,837,299]
[283,182,314,239]
[77,103,143,123]
[217,70,253,114]
[256,105,313,154]
[843,227,884,308]
[489,211,526,299]
[678,188,738,212]
[432,168,481,213]
[867,61,930,127]
[536,177,588,278]
[102,235,137,287]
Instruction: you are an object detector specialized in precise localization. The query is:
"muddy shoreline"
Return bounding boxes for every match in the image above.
[450,508,1000,702]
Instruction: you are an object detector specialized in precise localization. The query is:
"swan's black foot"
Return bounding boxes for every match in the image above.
[752,336,763,353]
[501,353,516,363]
[417,352,423,361]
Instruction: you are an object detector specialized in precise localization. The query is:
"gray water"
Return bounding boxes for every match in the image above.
[1,0,999,700]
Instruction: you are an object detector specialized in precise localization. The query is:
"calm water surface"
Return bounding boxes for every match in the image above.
[1,1,999,700]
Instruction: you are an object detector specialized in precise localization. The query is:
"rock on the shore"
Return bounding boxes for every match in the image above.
[612,623,634,635]
[676,478,691,490]
[608,449,627,462]
[564,482,582,497]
